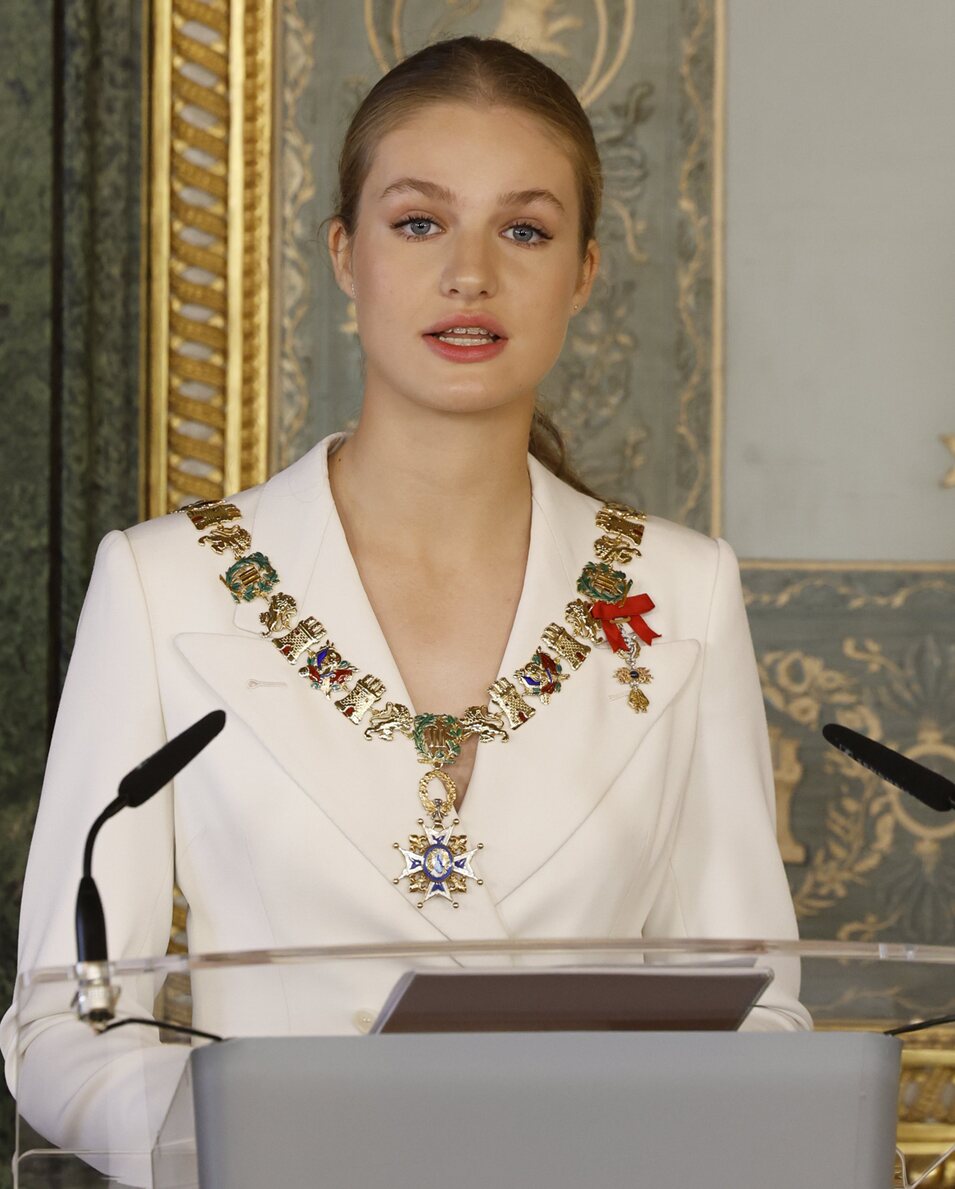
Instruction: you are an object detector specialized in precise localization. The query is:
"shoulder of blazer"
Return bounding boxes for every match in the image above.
[117,453,328,640]
[121,436,339,588]
[528,458,724,645]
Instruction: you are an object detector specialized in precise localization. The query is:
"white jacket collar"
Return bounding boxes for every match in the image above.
[175,434,700,940]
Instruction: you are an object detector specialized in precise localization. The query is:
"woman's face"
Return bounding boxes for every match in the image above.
[329,101,599,419]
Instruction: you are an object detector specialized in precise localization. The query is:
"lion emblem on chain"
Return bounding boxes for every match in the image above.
[459,705,509,743]
[364,701,415,742]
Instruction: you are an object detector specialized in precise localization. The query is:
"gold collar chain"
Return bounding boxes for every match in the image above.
[180,495,657,907]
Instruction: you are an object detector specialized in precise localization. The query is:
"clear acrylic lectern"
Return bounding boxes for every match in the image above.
[10,937,955,1188]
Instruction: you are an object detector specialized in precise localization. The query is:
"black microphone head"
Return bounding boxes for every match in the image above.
[823,723,954,813]
[119,709,226,807]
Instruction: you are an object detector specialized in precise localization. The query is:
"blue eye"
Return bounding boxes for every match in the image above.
[504,223,550,246]
[392,216,438,239]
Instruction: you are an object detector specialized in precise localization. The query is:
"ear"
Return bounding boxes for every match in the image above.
[327,218,354,299]
[572,238,601,310]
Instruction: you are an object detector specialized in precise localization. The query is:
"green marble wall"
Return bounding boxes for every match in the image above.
[0,0,142,1175]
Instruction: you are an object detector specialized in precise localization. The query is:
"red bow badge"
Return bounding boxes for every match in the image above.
[588,593,660,653]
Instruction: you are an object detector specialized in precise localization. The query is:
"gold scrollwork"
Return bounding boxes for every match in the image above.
[759,647,894,919]
[362,0,635,110]
[417,768,457,819]
[767,726,806,864]
[887,729,955,848]
[745,575,955,611]
[759,639,955,925]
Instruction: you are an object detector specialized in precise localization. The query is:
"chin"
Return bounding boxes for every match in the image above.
[408,386,532,418]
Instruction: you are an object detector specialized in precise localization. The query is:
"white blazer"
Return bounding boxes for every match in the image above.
[2,433,810,1161]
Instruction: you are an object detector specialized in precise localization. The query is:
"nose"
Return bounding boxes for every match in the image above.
[440,229,498,301]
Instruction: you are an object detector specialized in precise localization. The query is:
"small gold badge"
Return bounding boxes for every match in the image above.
[334,674,386,723]
[515,650,564,704]
[259,592,298,636]
[542,623,591,670]
[413,715,465,766]
[221,553,279,603]
[459,705,508,743]
[488,678,536,728]
[198,524,252,559]
[577,561,632,604]
[594,535,638,565]
[614,639,653,714]
[595,507,645,551]
[298,644,357,695]
[564,599,603,644]
[273,616,326,664]
[364,701,415,742]
[182,500,242,530]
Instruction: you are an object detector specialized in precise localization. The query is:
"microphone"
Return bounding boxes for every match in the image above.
[74,710,226,1027]
[822,723,955,813]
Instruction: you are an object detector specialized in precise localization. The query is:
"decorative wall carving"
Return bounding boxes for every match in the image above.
[748,574,955,946]
[273,0,721,530]
[144,0,272,516]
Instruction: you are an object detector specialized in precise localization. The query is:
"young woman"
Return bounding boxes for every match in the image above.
[2,33,810,1173]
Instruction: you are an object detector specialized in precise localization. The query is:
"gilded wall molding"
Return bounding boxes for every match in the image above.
[744,572,955,611]
[143,0,272,517]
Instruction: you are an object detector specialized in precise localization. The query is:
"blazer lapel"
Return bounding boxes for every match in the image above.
[177,435,511,943]
[290,441,513,943]
[458,458,702,905]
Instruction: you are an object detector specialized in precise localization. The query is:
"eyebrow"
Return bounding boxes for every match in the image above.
[378,176,566,215]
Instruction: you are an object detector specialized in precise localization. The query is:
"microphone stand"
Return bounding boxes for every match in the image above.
[73,796,125,1027]
[72,710,226,1029]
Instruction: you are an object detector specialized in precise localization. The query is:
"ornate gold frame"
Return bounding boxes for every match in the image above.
[143,0,273,518]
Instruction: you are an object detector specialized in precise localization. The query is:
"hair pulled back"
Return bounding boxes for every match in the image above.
[330,36,602,495]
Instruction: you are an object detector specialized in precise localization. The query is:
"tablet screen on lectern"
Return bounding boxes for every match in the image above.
[371,965,774,1034]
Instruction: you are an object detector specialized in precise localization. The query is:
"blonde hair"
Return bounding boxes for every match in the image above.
[329,35,602,496]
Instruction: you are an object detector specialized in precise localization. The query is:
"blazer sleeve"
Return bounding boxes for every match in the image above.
[641,537,812,1032]
[0,530,188,1178]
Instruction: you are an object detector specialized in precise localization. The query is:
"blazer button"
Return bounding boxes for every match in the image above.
[352,1010,374,1034]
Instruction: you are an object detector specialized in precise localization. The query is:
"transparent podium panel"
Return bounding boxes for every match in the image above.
[10,937,955,1188]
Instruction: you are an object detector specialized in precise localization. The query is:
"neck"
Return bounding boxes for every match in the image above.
[329,400,534,561]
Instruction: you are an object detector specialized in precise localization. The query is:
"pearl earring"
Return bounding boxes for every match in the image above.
[573,303,579,312]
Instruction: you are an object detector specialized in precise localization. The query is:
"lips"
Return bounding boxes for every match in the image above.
[423,313,508,339]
